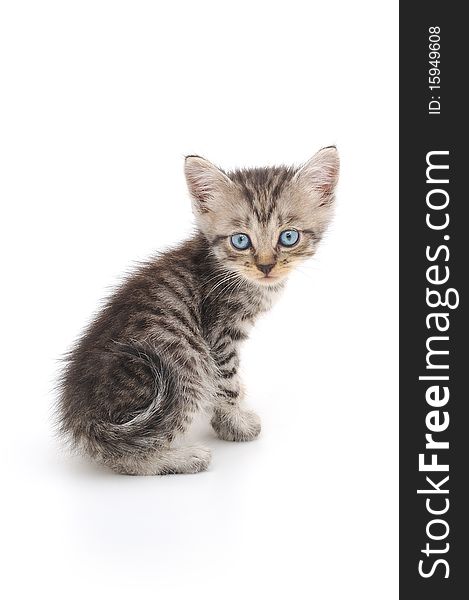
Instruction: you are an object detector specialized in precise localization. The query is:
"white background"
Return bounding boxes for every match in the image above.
[0,1,398,598]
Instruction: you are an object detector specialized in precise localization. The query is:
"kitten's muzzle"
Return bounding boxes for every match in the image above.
[256,263,276,276]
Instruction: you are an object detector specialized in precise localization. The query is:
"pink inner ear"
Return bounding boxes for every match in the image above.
[191,183,212,205]
[316,171,337,201]
[316,192,334,208]
[186,170,214,210]
[185,157,230,213]
[295,148,339,204]
[318,173,336,192]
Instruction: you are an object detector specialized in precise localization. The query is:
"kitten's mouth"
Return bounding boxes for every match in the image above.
[239,268,284,286]
[256,274,281,285]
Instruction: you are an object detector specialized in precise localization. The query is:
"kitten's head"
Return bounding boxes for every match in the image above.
[185,147,339,286]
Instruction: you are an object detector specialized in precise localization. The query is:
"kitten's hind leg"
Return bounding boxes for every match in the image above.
[106,445,212,476]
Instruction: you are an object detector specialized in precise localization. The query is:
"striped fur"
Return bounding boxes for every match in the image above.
[57,147,339,475]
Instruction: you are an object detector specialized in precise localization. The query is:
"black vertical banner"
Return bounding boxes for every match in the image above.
[400,3,467,597]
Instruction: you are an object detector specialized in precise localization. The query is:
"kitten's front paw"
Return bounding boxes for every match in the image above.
[212,408,261,442]
[183,445,212,473]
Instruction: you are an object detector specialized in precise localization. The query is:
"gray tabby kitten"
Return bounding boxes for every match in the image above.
[58,147,339,475]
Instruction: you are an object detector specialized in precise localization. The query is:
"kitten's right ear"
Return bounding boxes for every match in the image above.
[184,155,233,215]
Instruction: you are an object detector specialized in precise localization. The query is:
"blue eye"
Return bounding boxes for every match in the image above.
[230,233,251,250]
[279,229,299,247]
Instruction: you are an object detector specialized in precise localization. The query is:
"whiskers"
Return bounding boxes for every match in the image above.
[288,260,320,283]
[202,268,244,304]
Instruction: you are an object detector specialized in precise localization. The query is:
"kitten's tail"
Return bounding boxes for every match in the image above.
[61,343,178,461]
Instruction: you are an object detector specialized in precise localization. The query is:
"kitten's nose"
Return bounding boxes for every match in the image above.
[256,263,276,276]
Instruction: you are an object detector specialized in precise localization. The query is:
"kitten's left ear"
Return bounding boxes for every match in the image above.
[293,146,340,206]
